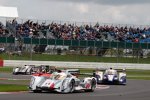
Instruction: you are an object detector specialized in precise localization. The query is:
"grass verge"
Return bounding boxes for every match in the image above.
[127,76,150,80]
[0,84,28,92]
[0,67,13,73]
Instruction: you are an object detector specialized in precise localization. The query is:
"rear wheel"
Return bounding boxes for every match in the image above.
[85,78,96,92]
[27,70,33,75]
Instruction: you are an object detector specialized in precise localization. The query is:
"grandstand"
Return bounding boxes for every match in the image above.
[0,18,150,63]
[1,18,150,43]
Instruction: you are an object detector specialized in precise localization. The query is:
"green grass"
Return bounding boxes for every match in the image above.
[127,69,150,76]
[1,53,150,63]
[127,70,150,80]
[127,77,150,80]
[0,80,30,83]
[0,84,28,92]
[0,67,13,73]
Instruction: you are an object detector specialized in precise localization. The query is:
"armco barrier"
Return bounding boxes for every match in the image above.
[1,37,150,49]
[4,60,150,70]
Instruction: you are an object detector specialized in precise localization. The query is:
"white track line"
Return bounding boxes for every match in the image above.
[96,85,110,90]
[0,91,28,94]
[0,78,29,80]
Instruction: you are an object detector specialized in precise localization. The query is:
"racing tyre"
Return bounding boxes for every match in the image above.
[69,79,75,93]
[29,69,33,75]
[27,70,33,75]
[61,79,75,93]
[13,72,18,75]
[85,78,96,92]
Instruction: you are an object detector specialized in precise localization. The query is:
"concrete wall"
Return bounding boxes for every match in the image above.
[4,60,150,70]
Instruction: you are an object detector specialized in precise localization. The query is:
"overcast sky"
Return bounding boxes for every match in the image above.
[0,0,150,25]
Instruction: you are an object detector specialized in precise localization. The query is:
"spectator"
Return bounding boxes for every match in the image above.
[1,19,150,43]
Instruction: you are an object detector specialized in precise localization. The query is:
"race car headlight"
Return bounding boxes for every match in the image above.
[114,76,118,80]
[98,78,101,80]
[120,79,123,82]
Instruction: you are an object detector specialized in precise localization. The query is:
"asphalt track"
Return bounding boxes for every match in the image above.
[0,73,150,100]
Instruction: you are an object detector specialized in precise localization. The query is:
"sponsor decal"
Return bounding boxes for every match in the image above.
[85,83,91,89]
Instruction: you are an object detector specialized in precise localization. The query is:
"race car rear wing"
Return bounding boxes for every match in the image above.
[62,69,80,76]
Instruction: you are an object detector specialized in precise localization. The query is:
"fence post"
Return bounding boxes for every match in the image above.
[117,41,119,63]
[147,42,149,58]
[132,42,134,63]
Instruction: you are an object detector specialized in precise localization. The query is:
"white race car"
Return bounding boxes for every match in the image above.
[12,65,35,75]
[93,68,126,85]
[29,69,97,93]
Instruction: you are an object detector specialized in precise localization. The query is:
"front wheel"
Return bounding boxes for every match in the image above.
[69,80,75,93]
[13,72,18,75]
[61,79,75,93]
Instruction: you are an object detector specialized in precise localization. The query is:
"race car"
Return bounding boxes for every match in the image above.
[29,69,97,93]
[12,65,35,75]
[93,68,126,85]
[32,65,50,74]
[13,65,53,75]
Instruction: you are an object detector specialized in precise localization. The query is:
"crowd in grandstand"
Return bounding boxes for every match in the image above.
[0,22,9,37]
[1,19,150,43]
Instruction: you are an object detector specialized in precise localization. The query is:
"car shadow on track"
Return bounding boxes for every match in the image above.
[28,90,94,94]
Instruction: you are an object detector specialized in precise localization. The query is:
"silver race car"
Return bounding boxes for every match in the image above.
[93,68,126,85]
[12,65,35,75]
[13,65,52,75]
[29,69,97,93]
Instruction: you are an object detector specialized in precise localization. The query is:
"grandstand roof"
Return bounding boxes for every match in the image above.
[0,6,18,18]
